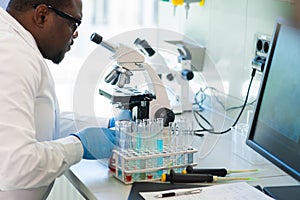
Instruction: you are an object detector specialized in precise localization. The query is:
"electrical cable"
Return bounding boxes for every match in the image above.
[195,85,256,113]
[193,110,214,133]
[194,86,226,112]
[193,69,256,135]
[225,99,256,112]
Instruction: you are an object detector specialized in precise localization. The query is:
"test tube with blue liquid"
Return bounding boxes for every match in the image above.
[135,119,143,153]
[156,118,164,153]
[112,116,199,183]
[156,118,164,177]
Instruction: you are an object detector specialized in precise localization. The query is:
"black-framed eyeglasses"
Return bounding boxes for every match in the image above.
[33,4,81,32]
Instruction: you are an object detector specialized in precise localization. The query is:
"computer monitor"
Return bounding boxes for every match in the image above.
[246,19,300,200]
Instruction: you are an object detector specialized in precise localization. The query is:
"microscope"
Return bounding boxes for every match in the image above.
[90,33,175,126]
[155,40,206,114]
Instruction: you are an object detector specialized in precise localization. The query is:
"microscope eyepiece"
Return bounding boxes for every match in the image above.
[90,33,117,53]
[90,33,103,44]
[134,38,155,57]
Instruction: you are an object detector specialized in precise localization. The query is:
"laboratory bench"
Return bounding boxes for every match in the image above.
[64,110,300,200]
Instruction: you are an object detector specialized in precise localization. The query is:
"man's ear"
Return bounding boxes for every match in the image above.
[33,5,49,28]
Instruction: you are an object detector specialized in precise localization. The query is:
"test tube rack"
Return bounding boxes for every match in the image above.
[109,147,198,184]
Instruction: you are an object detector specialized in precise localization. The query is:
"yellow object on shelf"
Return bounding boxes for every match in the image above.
[172,0,184,6]
[199,0,205,7]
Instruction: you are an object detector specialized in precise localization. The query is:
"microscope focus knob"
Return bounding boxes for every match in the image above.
[181,69,194,81]
[166,73,174,81]
[154,107,175,127]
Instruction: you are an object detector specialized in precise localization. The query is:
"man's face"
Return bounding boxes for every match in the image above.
[37,0,82,64]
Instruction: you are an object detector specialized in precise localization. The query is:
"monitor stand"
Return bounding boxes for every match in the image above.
[263,185,300,200]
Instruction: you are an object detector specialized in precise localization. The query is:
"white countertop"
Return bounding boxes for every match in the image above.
[65,111,300,199]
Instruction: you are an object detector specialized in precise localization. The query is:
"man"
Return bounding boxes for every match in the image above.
[0,0,121,199]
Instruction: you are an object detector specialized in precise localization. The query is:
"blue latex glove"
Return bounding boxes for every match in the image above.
[109,110,132,128]
[72,127,116,160]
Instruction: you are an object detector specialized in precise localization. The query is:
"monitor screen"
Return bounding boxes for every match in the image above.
[246,20,300,183]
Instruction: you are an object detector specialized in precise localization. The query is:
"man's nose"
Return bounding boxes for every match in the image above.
[73,31,79,39]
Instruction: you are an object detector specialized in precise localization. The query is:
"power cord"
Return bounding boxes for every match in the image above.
[194,87,226,112]
[193,69,257,135]
[226,99,256,112]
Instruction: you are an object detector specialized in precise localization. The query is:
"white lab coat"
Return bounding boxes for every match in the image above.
[0,8,84,200]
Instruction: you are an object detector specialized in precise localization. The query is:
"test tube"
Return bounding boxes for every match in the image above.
[115,121,126,152]
[176,119,186,169]
[131,152,140,182]
[147,119,156,179]
[163,122,173,168]
[139,152,146,180]
[135,119,143,153]
[114,121,124,179]
[115,121,121,150]
[142,119,150,152]
[156,118,164,153]
[127,121,135,152]
[170,122,178,168]
[149,119,157,153]
[177,119,185,151]
[119,121,132,153]
[134,120,142,181]
[167,122,174,151]
[126,122,137,178]
[186,121,194,164]
[156,118,164,177]
[172,122,178,151]
[119,121,132,182]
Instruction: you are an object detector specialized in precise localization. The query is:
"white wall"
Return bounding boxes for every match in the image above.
[158,0,292,108]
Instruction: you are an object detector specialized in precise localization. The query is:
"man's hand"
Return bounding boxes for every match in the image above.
[109,110,132,128]
[72,127,116,160]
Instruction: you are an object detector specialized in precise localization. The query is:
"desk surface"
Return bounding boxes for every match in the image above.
[65,111,300,200]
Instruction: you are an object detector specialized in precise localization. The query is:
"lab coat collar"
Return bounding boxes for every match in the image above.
[0,7,41,56]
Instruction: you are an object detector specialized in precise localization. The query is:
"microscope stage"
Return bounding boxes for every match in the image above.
[99,87,155,104]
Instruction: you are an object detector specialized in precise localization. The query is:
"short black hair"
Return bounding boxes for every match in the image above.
[7,0,72,12]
